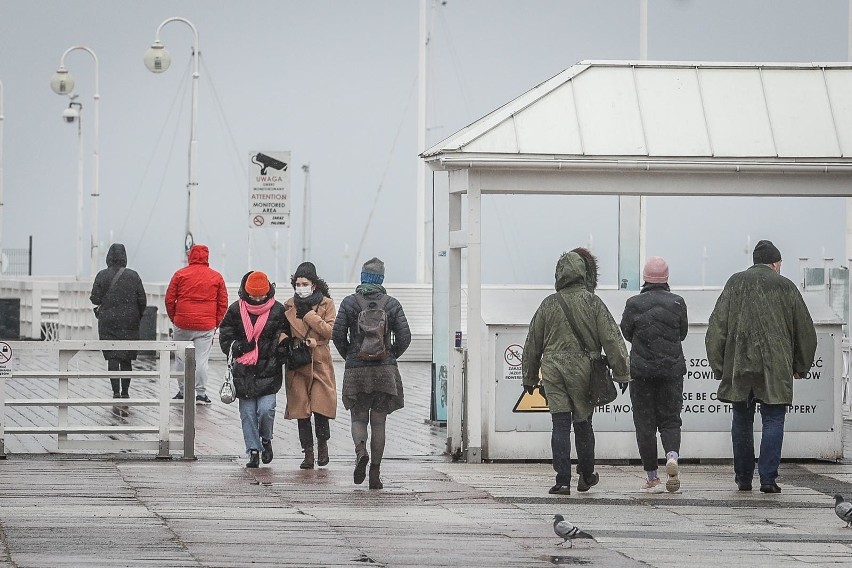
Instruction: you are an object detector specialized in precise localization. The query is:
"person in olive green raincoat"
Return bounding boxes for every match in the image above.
[522,249,630,495]
[705,239,816,494]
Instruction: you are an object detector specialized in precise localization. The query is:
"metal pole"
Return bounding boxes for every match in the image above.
[56,47,100,277]
[182,344,196,460]
[416,0,427,283]
[75,102,84,279]
[0,80,4,269]
[153,18,200,264]
[301,164,310,262]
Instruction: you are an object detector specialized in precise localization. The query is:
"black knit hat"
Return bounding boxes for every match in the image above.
[753,240,782,265]
[290,261,331,298]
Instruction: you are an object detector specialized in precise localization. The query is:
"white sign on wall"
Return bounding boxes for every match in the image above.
[495,329,835,433]
[248,150,290,229]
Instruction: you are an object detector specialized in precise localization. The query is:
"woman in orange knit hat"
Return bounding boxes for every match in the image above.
[218,271,289,468]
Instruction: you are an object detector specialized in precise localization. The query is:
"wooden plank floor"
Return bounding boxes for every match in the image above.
[3,349,446,460]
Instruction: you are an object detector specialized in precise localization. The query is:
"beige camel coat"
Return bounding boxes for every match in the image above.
[282,295,337,419]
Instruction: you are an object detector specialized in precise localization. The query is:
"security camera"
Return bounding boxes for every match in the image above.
[252,152,288,175]
[62,107,79,123]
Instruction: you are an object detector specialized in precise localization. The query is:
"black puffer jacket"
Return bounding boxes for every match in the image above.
[332,290,411,368]
[218,272,289,399]
[90,243,147,361]
[620,283,689,380]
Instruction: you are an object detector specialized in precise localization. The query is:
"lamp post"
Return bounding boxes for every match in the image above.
[0,79,4,274]
[144,17,199,262]
[59,97,84,277]
[50,46,100,277]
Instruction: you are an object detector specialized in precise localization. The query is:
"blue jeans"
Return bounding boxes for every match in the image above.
[731,394,787,486]
[551,412,595,486]
[239,394,277,455]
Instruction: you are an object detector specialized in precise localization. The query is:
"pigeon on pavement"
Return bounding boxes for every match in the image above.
[552,514,593,547]
[835,495,852,528]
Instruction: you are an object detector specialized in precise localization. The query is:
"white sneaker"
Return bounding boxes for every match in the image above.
[665,458,680,492]
[641,478,662,490]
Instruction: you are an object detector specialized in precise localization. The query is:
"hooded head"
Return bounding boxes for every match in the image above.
[106,243,128,268]
[188,245,210,266]
[554,251,588,292]
[570,247,599,291]
[360,257,385,285]
[290,261,331,297]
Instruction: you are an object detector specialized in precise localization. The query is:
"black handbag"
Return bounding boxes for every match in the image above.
[285,337,312,370]
[554,293,618,407]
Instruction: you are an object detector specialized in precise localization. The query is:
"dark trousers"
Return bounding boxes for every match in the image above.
[731,392,787,486]
[629,376,683,471]
[298,413,330,449]
[108,359,132,395]
[551,412,595,486]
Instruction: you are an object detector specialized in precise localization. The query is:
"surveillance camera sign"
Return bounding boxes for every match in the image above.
[248,150,290,228]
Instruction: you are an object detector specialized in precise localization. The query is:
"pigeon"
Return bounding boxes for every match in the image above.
[552,514,593,547]
[835,495,852,528]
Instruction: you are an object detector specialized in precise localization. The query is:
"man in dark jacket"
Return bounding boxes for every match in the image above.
[166,244,228,403]
[706,240,816,494]
[90,243,147,402]
[522,249,630,496]
[620,256,688,492]
[332,257,411,490]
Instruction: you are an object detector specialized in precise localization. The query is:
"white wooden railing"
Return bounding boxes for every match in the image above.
[0,340,196,459]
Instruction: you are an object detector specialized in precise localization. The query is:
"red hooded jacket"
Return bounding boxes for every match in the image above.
[165,245,228,331]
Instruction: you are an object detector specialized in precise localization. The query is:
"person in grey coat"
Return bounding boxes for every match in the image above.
[332,257,411,490]
[620,256,688,492]
[90,243,147,400]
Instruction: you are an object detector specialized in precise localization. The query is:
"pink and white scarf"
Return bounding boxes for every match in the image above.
[236,297,275,365]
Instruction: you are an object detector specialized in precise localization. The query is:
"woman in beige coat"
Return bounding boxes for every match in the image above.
[283,262,337,469]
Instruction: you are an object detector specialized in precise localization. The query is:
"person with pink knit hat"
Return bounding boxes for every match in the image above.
[620,256,689,492]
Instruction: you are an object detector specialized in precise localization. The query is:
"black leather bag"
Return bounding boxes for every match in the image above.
[285,338,312,370]
[588,355,618,406]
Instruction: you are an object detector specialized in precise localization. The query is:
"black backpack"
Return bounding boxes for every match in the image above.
[354,295,390,361]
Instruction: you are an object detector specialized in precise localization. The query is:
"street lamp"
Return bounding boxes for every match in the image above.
[59,97,84,278]
[145,17,199,261]
[51,46,100,277]
[0,79,4,274]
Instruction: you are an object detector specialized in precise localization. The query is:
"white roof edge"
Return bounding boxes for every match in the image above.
[421,62,591,158]
[421,60,852,160]
[579,59,852,69]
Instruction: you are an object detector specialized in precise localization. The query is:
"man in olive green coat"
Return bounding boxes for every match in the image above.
[522,249,630,495]
[706,239,816,494]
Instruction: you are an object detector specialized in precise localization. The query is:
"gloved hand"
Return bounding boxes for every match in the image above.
[523,384,537,395]
[619,382,629,395]
[295,302,311,318]
[231,339,255,358]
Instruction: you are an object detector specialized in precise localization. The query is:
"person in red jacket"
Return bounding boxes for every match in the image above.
[166,244,229,403]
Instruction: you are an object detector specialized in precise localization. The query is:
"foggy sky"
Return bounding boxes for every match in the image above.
[0,0,848,286]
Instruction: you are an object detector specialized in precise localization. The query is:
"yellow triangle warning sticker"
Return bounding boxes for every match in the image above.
[513,386,550,412]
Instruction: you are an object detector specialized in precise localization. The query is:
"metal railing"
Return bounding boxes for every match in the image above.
[0,340,196,459]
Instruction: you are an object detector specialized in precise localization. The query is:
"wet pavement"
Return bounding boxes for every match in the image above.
[2,354,852,565]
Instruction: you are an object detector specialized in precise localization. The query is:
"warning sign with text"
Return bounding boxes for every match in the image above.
[248,150,291,229]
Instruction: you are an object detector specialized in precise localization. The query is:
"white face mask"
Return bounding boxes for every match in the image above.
[295,285,313,298]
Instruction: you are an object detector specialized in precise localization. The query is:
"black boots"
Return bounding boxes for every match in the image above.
[354,443,369,484]
[261,439,273,464]
[369,465,383,490]
[300,447,315,469]
[317,439,329,467]
[246,450,260,468]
